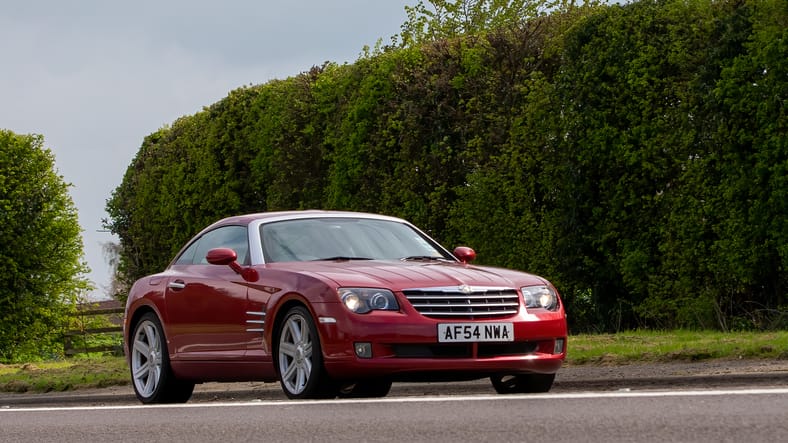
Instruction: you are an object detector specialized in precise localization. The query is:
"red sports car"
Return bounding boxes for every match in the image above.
[124,210,567,402]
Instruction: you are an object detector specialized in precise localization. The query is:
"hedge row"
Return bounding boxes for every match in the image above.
[107,0,787,332]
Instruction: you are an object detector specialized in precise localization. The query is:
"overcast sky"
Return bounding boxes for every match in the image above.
[1,0,412,300]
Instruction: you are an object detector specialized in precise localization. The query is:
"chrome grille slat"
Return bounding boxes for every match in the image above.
[412,310,518,317]
[410,302,518,308]
[406,294,516,300]
[403,287,520,319]
[413,303,517,312]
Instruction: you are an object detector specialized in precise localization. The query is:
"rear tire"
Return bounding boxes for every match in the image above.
[130,313,194,403]
[276,306,336,399]
[490,373,555,394]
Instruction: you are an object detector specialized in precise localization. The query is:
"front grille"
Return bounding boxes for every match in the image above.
[403,286,520,319]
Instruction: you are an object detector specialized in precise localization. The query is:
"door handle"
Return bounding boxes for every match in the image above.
[168,280,186,290]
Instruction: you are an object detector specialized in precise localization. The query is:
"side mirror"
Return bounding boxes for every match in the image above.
[453,246,476,264]
[206,247,237,265]
[206,248,259,282]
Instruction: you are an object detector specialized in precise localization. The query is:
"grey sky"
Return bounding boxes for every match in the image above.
[1,1,412,299]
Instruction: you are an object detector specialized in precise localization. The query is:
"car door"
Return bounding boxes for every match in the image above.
[165,225,252,360]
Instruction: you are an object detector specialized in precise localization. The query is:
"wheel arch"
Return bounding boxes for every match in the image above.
[125,304,161,353]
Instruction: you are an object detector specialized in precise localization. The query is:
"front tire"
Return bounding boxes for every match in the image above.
[276,306,336,399]
[338,379,393,398]
[130,313,194,404]
[490,373,555,394]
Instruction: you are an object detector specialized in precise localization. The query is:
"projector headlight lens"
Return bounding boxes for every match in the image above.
[340,288,399,314]
[521,285,559,311]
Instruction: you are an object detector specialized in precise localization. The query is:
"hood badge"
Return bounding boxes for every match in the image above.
[458,284,473,294]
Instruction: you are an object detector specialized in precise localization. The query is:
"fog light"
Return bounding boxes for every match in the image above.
[355,342,372,359]
[554,338,565,354]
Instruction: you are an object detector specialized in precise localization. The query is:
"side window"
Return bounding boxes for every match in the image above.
[174,226,250,265]
[174,240,199,265]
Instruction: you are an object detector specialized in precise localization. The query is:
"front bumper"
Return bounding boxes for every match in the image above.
[315,306,567,380]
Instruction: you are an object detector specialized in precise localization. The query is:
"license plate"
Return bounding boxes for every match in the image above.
[437,323,514,343]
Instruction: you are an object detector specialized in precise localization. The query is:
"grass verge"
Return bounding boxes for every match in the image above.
[2,330,787,393]
[567,330,788,365]
[0,356,128,394]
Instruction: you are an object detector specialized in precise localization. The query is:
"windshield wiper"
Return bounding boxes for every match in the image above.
[401,255,451,262]
[312,256,373,261]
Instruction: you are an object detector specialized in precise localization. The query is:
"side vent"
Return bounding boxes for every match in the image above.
[246,311,266,332]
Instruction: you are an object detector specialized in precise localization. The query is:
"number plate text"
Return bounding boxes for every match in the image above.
[437,322,514,343]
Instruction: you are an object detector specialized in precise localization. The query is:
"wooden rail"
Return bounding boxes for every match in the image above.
[64,307,125,356]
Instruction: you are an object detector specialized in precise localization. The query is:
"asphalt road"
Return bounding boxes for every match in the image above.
[3,358,787,407]
[2,360,787,442]
[2,388,788,442]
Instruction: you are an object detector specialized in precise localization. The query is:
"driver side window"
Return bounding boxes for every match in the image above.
[175,225,249,265]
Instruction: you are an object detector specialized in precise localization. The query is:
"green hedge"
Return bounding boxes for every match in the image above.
[106,0,787,332]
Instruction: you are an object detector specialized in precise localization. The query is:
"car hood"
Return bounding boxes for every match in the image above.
[272,260,547,290]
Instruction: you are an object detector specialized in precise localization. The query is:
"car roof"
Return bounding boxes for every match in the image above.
[204,210,408,229]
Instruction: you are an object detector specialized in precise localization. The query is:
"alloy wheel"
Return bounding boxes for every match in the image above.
[278,311,314,395]
[131,318,163,399]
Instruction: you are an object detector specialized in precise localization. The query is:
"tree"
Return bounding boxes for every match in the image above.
[101,240,124,300]
[397,0,601,46]
[0,130,90,362]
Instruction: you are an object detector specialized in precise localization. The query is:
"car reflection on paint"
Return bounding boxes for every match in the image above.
[123,210,567,402]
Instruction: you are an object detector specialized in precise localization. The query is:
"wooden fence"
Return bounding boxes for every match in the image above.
[64,306,125,356]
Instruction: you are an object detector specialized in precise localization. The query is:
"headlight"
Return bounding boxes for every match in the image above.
[521,285,559,311]
[340,288,399,314]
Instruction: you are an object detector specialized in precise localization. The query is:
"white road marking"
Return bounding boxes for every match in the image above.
[3,387,788,412]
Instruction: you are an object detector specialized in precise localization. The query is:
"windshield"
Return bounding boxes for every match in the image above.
[260,217,451,263]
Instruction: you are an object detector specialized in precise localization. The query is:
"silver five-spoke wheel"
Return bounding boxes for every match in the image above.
[277,306,335,399]
[129,312,194,403]
[131,318,163,398]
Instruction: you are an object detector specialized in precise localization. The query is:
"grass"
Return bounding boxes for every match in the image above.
[0,356,128,394]
[567,330,788,365]
[2,330,787,393]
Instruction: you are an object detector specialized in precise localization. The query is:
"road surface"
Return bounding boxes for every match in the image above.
[2,387,788,442]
